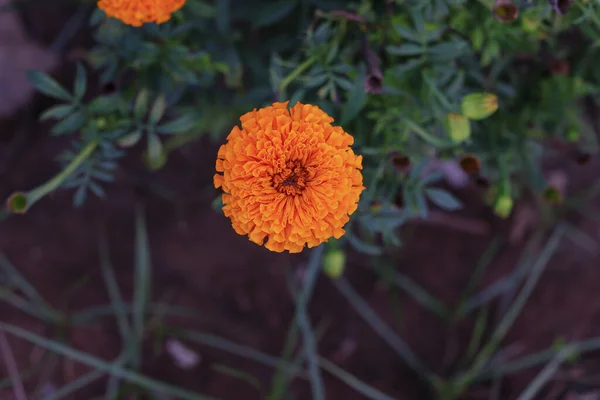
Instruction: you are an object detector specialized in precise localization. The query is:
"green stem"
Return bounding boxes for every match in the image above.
[404,119,453,148]
[279,54,319,94]
[21,139,99,211]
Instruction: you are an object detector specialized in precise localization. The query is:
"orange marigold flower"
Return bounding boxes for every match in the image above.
[214,102,365,253]
[97,0,186,27]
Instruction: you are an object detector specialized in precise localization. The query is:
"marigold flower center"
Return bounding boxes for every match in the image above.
[272,161,309,196]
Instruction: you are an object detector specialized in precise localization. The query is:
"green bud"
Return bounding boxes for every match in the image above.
[461,93,499,120]
[566,128,580,142]
[542,185,562,205]
[494,195,513,219]
[323,249,345,279]
[95,117,108,130]
[6,192,28,214]
[446,113,471,143]
[521,16,539,33]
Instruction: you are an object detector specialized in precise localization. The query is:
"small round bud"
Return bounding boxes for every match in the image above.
[6,192,28,214]
[323,249,345,279]
[446,113,471,143]
[542,185,563,205]
[494,195,513,219]
[461,93,499,120]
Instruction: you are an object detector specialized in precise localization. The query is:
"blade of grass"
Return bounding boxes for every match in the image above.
[318,357,396,400]
[98,230,133,399]
[377,263,449,318]
[171,328,306,379]
[0,331,27,400]
[211,364,263,394]
[131,206,151,370]
[333,277,437,386]
[98,232,131,342]
[0,322,216,400]
[453,237,503,319]
[268,319,300,400]
[269,319,330,400]
[47,368,105,400]
[70,302,199,325]
[459,232,541,317]
[516,346,574,400]
[463,308,489,366]
[452,226,565,394]
[0,254,60,321]
[478,336,600,380]
[294,244,326,400]
[0,290,55,322]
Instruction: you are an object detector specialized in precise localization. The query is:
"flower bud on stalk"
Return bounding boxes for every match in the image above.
[494,195,514,219]
[461,93,499,120]
[446,113,471,143]
[493,0,519,23]
[323,248,345,279]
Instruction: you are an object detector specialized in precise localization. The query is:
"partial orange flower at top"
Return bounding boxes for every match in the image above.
[97,0,186,27]
[214,102,365,253]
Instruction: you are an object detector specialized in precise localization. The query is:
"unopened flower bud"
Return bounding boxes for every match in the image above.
[446,113,471,143]
[6,192,28,214]
[521,16,539,33]
[459,154,481,174]
[542,185,563,204]
[494,195,513,218]
[461,93,499,120]
[323,249,345,279]
[493,0,519,23]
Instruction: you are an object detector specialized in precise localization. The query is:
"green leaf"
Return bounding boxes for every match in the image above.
[156,114,197,134]
[134,90,150,120]
[27,70,72,101]
[117,130,143,148]
[144,134,166,170]
[88,94,122,114]
[74,63,87,100]
[40,104,74,121]
[252,0,298,28]
[425,188,462,211]
[51,110,87,135]
[346,233,383,256]
[149,95,167,125]
[428,41,468,62]
[340,66,367,126]
[386,43,424,56]
[393,25,421,42]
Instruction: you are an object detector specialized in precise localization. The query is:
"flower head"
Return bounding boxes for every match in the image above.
[97,0,186,27]
[214,102,365,253]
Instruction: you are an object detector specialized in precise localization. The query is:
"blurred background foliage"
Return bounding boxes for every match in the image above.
[8,0,600,253]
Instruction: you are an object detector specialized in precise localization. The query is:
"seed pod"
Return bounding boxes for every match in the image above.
[389,151,411,173]
[459,154,481,174]
[461,93,499,120]
[494,195,514,219]
[446,113,471,143]
[493,0,519,23]
[323,249,345,279]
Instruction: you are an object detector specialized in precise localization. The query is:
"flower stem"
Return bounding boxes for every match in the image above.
[404,118,453,148]
[7,139,99,213]
[279,54,319,94]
